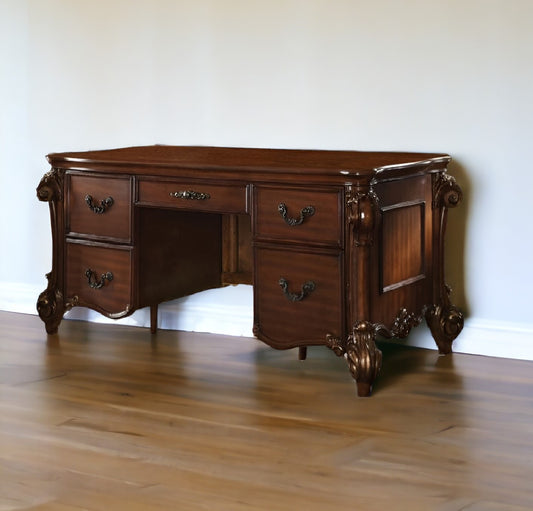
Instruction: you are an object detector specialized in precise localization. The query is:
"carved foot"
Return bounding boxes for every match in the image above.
[425,303,464,354]
[345,321,382,397]
[37,286,64,334]
[36,275,76,335]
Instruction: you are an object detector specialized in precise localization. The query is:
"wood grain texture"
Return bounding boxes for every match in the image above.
[67,173,132,243]
[47,145,450,178]
[1,311,532,510]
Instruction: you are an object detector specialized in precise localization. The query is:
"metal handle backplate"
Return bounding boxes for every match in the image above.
[170,190,210,200]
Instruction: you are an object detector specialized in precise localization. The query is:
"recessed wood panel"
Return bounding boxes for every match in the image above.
[380,201,425,293]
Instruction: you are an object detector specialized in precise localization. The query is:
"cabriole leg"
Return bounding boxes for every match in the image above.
[345,321,382,397]
[36,273,75,335]
[37,286,64,335]
[425,292,464,354]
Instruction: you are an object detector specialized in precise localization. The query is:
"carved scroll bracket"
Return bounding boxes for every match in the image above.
[433,173,463,210]
[37,167,64,202]
[346,187,379,247]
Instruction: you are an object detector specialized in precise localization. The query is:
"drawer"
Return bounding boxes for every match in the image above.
[67,174,132,241]
[66,241,133,316]
[253,246,343,348]
[137,179,248,214]
[253,186,342,246]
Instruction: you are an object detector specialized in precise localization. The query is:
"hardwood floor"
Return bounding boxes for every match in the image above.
[1,310,532,510]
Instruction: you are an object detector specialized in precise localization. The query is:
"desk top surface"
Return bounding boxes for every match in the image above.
[47,145,450,179]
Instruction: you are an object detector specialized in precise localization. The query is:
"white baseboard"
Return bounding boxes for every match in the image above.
[1,281,532,361]
[0,281,253,337]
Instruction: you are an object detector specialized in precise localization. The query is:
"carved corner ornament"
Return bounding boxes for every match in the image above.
[37,167,64,202]
[375,308,423,340]
[346,187,379,246]
[433,172,462,210]
[326,333,345,357]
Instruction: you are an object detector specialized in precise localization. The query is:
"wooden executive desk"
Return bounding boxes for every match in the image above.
[37,145,463,396]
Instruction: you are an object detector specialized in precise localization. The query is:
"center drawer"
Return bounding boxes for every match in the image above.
[137,179,248,214]
[253,185,343,246]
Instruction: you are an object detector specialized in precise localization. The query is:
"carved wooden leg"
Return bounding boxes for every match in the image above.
[37,289,62,334]
[428,173,464,354]
[345,321,382,397]
[36,276,70,335]
[298,346,307,360]
[150,304,158,334]
[425,300,464,355]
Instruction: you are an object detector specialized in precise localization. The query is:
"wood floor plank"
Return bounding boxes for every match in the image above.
[1,311,533,510]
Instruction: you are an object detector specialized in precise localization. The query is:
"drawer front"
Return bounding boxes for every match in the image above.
[137,179,248,214]
[66,242,133,316]
[253,246,343,348]
[67,174,132,241]
[253,186,343,246]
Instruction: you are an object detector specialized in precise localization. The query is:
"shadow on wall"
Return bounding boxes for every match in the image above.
[445,159,471,318]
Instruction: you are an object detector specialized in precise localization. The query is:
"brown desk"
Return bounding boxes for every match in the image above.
[37,145,463,396]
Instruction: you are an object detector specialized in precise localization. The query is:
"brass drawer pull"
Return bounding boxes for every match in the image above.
[85,268,113,289]
[279,278,316,302]
[170,190,210,200]
[85,194,114,214]
[278,203,315,226]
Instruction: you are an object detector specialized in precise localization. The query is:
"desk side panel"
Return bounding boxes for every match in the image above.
[369,174,434,327]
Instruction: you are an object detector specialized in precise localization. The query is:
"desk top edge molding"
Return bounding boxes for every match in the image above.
[46,145,451,180]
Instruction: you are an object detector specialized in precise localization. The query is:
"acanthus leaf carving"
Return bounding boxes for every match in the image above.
[345,320,382,397]
[37,167,64,202]
[375,308,423,340]
[326,333,345,357]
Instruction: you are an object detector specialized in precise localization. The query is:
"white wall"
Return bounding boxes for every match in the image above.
[1,0,532,359]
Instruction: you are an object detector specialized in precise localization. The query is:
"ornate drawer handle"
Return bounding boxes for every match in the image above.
[85,194,114,214]
[279,278,316,302]
[85,269,114,289]
[170,190,210,200]
[278,203,315,226]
